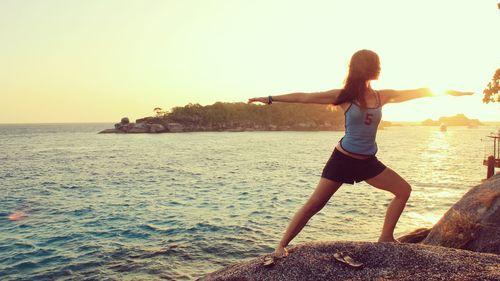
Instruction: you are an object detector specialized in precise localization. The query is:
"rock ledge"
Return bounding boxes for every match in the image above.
[200,241,500,281]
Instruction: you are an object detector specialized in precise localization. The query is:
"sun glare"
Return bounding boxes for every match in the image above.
[430,87,447,97]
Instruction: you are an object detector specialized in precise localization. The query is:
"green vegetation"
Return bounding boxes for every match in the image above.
[422,114,482,126]
[483,68,500,104]
[150,102,347,131]
[134,102,396,132]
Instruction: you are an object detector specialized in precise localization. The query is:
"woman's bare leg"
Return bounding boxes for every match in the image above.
[274,177,342,256]
[365,168,412,242]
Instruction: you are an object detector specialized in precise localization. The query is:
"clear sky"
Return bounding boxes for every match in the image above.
[1,0,499,123]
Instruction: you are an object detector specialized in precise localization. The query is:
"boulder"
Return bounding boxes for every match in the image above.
[166,122,184,132]
[119,123,135,132]
[121,117,130,124]
[199,241,500,281]
[134,122,149,129]
[149,124,166,133]
[398,228,431,244]
[114,118,132,131]
[422,173,500,254]
[127,125,149,133]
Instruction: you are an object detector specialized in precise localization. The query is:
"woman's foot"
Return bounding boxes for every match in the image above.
[378,236,399,243]
[273,244,289,258]
[263,245,289,267]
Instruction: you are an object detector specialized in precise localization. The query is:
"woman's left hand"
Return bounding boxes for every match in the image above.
[445,90,474,96]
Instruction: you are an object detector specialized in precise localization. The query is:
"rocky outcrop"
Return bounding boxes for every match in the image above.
[397,228,431,244]
[98,115,348,133]
[165,122,184,132]
[422,173,500,254]
[201,174,500,280]
[200,241,500,281]
[99,117,169,134]
[150,124,166,133]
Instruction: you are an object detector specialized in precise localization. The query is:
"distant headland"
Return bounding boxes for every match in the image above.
[421,114,483,127]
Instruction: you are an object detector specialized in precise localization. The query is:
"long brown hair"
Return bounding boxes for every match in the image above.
[333,50,380,108]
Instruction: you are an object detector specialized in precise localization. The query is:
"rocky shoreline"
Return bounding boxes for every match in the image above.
[98,116,345,134]
[200,173,500,280]
[98,115,486,134]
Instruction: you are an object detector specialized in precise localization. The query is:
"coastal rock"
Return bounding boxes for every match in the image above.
[200,241,500,281]
[98,129,124,134]
[121,117,130,124]
[99,113,346,133]
[110,117,133,132]
[202,174,500,280]
[166,122,184,132]
[133,122,149,129]
[119,123,135,132]
[422,173,500,254]
[127,124,149,133]
[101,117,170,134]
[149,124,166,133]
[397,227,431,243]
[135,117,155,124]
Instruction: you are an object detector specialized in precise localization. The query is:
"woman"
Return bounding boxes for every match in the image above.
[247,49,472,258]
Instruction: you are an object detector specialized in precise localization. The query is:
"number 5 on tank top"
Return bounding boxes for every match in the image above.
[364,113,373,125]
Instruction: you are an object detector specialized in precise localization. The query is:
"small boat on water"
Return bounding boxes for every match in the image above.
[440,123,447,132]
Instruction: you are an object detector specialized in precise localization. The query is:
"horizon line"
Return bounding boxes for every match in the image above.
[1,120,499,125]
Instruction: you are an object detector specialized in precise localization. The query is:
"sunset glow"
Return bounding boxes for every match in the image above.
[0,0,499,123]
[430,88,447,97]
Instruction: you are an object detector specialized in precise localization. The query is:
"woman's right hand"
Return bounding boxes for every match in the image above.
[247,97,268,104]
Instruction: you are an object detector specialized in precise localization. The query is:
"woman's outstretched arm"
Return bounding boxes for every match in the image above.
[247,89,342,104]
[379,88,474,105]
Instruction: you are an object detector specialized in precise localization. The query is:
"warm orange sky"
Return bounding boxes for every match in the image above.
[0,0,499,123]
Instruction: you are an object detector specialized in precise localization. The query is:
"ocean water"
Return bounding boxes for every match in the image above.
[0,123,497,280]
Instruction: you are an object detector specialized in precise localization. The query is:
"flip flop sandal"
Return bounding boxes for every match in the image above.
[334,251,363,269]
[263,255,275,267]
[333,252,345,264]
[263,248,289,267]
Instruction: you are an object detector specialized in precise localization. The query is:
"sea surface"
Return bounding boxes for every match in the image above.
[0,123,498,280]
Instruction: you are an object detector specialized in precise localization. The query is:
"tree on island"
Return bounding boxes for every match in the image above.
[153,107,167,117]
[483,68,499,104]
[482,2,498,103]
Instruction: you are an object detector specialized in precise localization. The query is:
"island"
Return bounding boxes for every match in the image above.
[99,102,392,134]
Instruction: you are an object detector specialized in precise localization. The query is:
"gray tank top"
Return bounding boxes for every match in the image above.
[339,91,382,156]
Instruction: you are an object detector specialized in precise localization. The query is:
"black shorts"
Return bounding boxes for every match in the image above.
[321,148,386,184]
